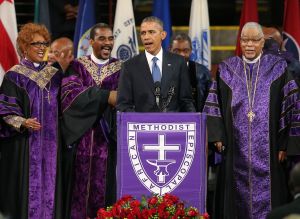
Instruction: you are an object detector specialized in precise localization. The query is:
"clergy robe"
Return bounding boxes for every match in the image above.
[0,59,62,219]
[203,54,300,219]
[61,56,121,219]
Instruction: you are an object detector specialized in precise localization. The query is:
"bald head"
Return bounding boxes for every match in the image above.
[48,37,74,65]
[262,27,283,46]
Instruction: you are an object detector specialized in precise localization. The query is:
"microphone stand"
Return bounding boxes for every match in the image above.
[154,81,161,109]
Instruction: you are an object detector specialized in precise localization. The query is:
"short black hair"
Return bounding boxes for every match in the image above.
[170,33,192,49]
[141,16,164,30]
[90,23,112,40]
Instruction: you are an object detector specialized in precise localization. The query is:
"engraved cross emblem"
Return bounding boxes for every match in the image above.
[247,110,255,122]
[143,134,180,160]
[143,134,180,183]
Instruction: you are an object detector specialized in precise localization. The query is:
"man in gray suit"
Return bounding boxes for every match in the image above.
[117,16,195,112]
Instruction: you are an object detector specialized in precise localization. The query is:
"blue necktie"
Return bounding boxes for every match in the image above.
[152,57,161,82]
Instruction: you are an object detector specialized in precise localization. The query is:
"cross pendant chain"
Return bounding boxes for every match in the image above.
[247,110,255,122]
[243,58,261,124]
[45,92,51,104]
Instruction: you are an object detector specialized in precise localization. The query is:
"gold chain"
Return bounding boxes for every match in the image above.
[243,58,261,122]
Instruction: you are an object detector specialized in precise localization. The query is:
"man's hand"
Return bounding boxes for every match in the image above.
[22,118,42,131]
[214,141,224,153]
[55,50,74,72]
[278,150,287,162]
[108,90,117,107]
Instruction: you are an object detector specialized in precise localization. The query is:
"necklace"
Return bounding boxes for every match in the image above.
[243,58,261,122]
[44,81,51,104]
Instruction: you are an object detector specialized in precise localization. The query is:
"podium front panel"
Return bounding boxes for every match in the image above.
[117,112,207,212]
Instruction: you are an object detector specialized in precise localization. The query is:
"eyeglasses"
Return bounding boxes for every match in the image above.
[30,41,50,48]
[241,37,263,44]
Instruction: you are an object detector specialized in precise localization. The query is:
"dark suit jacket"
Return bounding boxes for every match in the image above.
[188,61,211,112]
[117,51,195,112]
[267,197,300,219]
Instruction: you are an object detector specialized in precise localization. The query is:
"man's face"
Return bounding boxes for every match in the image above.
[170,40,192,61]
[90,27,114,60]
[140,21,166,55]
[48,41,61,65]
[240,28,265,60]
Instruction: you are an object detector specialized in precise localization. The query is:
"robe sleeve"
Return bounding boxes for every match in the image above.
[203,74,226,144]
[61,66,110,145]
[279,71,300,155]
[0,76,29,137]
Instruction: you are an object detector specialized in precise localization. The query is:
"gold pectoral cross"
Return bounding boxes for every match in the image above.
[247,110,255,122]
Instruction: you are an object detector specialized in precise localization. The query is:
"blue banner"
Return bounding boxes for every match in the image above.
[73,0,96,57]
[152,0,172,50]
[117,112,207,213]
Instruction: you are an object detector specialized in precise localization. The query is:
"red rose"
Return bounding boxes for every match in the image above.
[187,208,199,217]
[148,196,158,205]
[203,212,210,219]
[130,199,141,208]
[163,193,179,205]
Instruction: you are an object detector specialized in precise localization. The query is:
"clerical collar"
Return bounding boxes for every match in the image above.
[295,193,300,199]
[242,53,262,64]
[25,57,40,67]
[91,53,109,65]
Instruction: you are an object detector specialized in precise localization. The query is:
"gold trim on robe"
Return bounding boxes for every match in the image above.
[78,56,122,86]
[9,65,58,89]
[3,115,26,132]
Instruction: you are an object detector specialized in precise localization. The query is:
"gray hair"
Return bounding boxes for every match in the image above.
[141,16,164,29]
[241,22,264,38]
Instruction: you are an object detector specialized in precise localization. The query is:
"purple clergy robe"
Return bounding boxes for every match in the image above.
[0,59,62,219]
[61,56,121,219]
[204,54,300,219]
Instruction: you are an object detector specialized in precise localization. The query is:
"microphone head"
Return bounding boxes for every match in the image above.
[154,81,161,88]
[154,81,161,96]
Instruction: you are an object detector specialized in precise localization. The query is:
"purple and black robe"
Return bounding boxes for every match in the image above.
[0,59,62,219]
[61,56,121,219]
[203,54,300,219]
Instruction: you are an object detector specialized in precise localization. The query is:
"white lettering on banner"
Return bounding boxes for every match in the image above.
[129,123,193,132]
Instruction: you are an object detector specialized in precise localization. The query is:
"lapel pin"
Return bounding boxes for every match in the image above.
[168,63,171,66]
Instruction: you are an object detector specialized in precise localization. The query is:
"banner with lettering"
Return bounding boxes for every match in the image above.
[117,112,207,213]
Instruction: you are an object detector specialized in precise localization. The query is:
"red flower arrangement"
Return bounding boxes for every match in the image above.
[97,193,209,219]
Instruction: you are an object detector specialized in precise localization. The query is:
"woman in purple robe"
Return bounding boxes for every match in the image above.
[0,23,63,219]
[61,23,120,219]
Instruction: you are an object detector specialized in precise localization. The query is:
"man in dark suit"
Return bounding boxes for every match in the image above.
[169,33,211,111]
[117,16,195,112]
[169,32,215,216]
[267,163,300,219]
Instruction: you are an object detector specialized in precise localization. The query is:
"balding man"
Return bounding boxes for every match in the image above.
[263,27,300,88]
[204,22,300,219]
[48,37,74,71]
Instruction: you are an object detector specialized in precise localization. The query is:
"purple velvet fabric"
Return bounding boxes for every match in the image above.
[279,80,300,135]
[0,59,61,219]
[203,81,222,117]
[61,56,120,219]
[219,54,287,219]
